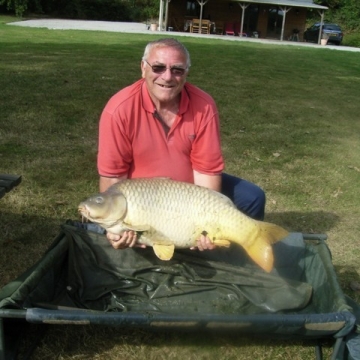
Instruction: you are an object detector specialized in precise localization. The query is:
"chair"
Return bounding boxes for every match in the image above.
[190,19,211,34]
[215,22,224,35]
[234,22,247,37]
[224,22,235,35]
[200,19,211,34]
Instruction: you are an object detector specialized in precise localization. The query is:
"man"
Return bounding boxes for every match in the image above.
[97,38,265,251]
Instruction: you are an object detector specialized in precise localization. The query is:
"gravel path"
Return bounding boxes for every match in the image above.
[8,19,360,52]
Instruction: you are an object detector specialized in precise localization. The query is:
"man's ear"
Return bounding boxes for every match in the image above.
[141,60,146,78]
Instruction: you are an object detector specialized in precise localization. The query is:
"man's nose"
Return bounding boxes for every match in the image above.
[161,68,174,80]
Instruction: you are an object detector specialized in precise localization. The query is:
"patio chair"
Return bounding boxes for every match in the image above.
[200,19,211,34]
[190,19,200,33]
[224,22,235,35]
[234,22,247,37]
[215,22,224,35]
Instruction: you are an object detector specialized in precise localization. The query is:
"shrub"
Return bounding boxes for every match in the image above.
[342,32,360,48]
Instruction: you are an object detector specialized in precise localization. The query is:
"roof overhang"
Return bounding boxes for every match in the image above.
[230,0,328,10]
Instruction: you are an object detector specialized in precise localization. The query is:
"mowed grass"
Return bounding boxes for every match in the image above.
[1,16,360,359]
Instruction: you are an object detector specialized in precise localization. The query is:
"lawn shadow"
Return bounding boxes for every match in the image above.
[0,210,66,287]
[27,322,334,359]
[334,264,360,303]
[265,211,340,234]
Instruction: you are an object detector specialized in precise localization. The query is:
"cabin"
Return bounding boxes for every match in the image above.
[158,0,328,42]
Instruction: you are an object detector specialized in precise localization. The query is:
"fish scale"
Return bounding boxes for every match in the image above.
[78,178,289,272]
[118,178,246,246]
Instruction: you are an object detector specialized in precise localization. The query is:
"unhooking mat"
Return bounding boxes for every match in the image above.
[0,222,360,359]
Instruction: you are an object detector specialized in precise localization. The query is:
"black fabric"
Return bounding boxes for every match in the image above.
[1,223,360,360]
[19,224,312,314]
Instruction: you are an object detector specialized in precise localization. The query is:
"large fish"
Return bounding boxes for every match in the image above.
[78,178,288,272]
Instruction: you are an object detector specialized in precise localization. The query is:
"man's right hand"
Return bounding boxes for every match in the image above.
[106,230,146,249]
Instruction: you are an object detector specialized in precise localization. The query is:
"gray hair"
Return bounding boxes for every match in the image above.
[142,38,191,68]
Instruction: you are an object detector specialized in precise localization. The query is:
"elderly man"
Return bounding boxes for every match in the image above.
[97,38,265,250]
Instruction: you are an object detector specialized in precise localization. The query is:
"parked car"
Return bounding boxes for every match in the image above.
[304,23,343,45]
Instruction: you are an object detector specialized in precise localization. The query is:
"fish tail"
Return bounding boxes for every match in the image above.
[243,221,289,273]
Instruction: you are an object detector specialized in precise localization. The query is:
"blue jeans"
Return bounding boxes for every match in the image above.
[221,173,265,221]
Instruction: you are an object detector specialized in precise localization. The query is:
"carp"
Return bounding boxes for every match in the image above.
[78,178,288,272]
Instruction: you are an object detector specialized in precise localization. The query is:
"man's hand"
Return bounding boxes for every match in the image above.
[106,230,146,249]
[191,233,216,251]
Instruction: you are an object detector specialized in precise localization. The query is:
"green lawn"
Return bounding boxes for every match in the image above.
[1,16,360,359]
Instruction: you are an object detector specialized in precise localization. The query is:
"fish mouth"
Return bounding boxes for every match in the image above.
[78,205,92,223]
[78,205,117,227]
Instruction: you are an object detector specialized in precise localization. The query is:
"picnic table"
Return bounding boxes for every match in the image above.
[0,174,22,199]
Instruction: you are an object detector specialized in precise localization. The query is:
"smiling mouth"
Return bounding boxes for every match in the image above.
[158,84,173,88]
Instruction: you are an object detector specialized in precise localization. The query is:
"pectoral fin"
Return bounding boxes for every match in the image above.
[212,239,231,247]
[153,243,175,261]
[122,222,151,232]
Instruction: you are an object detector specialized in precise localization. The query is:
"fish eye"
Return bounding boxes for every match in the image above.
[95,196,103,204]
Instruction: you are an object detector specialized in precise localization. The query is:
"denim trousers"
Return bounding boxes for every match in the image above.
[221,173,266,221]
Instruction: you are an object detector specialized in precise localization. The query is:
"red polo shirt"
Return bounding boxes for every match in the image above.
[97,79,224,183]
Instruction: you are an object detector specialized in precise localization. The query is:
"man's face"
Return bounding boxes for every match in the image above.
[141,46,188,105]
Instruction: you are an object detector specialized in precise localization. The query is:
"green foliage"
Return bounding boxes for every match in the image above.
[332,0,360,31]
[0,0,157,22]
[313,0,360,31]
[140,0,159,21]
[342,32,360,47]
[56,0,134,21]
[0,0,28,17]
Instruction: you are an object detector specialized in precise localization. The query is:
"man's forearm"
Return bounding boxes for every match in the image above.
[99,175,127,192]
[193,171,222,192]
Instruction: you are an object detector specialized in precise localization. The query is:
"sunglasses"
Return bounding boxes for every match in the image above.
[144,60,187,76]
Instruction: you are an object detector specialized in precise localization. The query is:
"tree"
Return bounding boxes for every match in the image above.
[0,0,28,17]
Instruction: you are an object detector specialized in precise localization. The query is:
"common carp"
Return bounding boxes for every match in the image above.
[78,178,288,272]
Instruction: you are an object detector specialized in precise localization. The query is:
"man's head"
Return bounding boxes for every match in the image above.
[141,38,191,107]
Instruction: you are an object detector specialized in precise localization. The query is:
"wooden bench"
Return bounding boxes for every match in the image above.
[0,174,22,199]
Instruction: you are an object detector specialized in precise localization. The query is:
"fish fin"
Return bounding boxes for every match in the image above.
[212,239,231,248]
[245,238,274,273]
[244,222,289,273]
[258,221,289,244]
[153,243,175,261]
[122,222,151,232]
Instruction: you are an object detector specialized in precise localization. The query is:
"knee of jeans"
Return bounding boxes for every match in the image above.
[245,187,266,220]
[257,187,266,206]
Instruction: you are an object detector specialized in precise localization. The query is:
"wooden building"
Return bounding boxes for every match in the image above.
[159,0,328,42]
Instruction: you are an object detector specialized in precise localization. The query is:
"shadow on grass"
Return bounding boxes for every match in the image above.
[0,211,65,244]
[334,264,360,304]
[0,211,66,287]
[24,323,334,360]
[265,211,340,234]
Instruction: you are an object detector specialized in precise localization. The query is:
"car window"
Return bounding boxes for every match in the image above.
[323,24,341,31]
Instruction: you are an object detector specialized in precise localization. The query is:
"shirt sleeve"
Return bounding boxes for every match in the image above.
[97,106,133,178]
[190,97,224,175]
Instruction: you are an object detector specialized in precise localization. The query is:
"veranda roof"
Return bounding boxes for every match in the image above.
[230,0,328,10]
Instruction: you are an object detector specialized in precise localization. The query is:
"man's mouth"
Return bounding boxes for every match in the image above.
[158,84,173,88]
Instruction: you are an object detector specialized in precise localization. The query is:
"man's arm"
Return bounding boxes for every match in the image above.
[99,175,126,192]
[193,171,221,192]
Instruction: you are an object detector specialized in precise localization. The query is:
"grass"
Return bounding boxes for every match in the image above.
[1,15,360,359]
